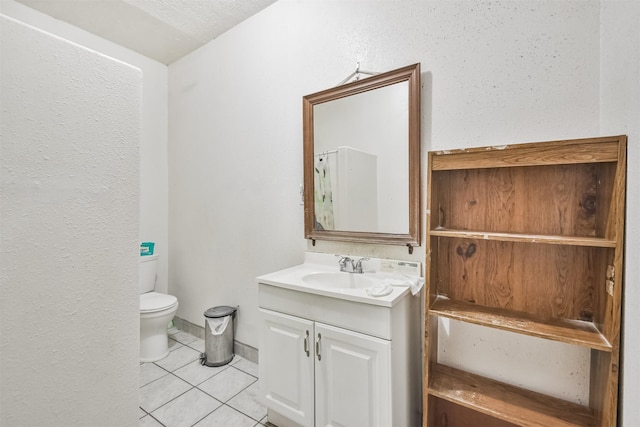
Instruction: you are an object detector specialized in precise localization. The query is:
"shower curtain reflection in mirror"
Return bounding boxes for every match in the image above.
[314,152,334,230]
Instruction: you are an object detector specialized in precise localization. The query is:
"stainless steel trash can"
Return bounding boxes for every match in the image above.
[200,306,238,367]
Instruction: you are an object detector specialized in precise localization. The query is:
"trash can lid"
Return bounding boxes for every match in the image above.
[204,305,238,318]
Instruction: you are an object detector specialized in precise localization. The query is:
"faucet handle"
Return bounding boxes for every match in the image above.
[335,254,351,263]
[354,257,370,273]
[335,254,353,271]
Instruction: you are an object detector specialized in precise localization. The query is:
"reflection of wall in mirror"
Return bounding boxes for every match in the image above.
[315,146,377,232]
[335,146,377,232]
[313,82,409,234]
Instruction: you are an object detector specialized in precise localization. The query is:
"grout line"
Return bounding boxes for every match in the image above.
[142,373,193,413]
[222,404,258,424]
[229,364,258,380]
[231,363,259,379]
[139,406,148,419]
[188,404,225,427]
[188,400,224,427]
[139,364,171,389]
[215,373,258,405]
[148,412,167,427]
[153,362,172,374]
[233,405,265,423]
[148,382,196,420]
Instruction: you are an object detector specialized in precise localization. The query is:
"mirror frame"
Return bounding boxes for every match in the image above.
[303,63,421,250]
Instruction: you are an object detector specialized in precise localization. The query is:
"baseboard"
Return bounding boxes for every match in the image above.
[173,316,258,364]
[234,340,258,364]
[173,316,205,340]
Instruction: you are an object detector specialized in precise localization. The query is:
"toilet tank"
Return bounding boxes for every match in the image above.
[139,254,159,294]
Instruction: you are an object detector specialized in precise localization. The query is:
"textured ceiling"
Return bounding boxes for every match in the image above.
[15,0,277,64]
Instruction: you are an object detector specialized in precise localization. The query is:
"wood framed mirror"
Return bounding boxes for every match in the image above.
[303,63,421,250]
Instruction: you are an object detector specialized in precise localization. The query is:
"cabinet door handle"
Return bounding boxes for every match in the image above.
[303,330,309,357]
[316,333,322,361]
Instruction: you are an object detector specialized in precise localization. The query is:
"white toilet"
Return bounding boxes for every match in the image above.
[139,254,178,362]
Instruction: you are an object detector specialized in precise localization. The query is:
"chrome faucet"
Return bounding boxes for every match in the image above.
[336,255,369,274]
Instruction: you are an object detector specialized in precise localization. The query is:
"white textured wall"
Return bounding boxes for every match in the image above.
[169,1,639,423]
[168,1,306,347]
[599,2,640,425]
[169,0,599,383]
[0,0,170,295]
[0,16,141,427]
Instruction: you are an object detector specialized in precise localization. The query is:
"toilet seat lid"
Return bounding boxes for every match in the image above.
[140,292,178,313]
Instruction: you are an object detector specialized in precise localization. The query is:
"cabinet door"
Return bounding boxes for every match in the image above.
[259,309,315,427]
[314,322,392,427]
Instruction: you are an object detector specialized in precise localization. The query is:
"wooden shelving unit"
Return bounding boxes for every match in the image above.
[423,136,627,427]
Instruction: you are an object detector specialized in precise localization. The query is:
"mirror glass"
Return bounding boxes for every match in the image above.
[303,63,421,248]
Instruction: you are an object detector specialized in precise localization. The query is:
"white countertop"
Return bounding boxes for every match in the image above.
[256,252,422,307]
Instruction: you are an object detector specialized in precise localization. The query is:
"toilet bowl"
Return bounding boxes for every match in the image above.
[139,254,179,362]
[140,292,178,362]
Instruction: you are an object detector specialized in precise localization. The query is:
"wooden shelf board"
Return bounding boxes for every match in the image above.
[428,363,595,427]
[429,137,621,171]
[429,296,612,351]
[429,228,616,248]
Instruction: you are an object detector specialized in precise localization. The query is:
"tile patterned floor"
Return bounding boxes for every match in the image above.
[139,329,267,427]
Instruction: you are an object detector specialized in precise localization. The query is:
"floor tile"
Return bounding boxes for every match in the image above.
[173,359,228,386]
[151,388,222,427]
[187,338,205,353]
[140,373,192,412]
[227,382,266,422]
[155,345,201,372]
[170,330,199,345]
[168,338,184,352]
[193,405,257,427]
[198,367,257,403]
[232,357,258,378]
[139,414,164,426]
[140,362,168,387]
[139,328,263,427]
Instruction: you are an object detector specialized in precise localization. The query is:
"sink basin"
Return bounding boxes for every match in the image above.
[257,253,422,307]
[302,272,378,289]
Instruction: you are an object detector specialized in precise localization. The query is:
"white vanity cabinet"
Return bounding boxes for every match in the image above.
[257,259,422,427]
[260,309,392,427]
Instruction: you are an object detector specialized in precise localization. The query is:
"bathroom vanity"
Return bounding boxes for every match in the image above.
[257,253,422,427]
